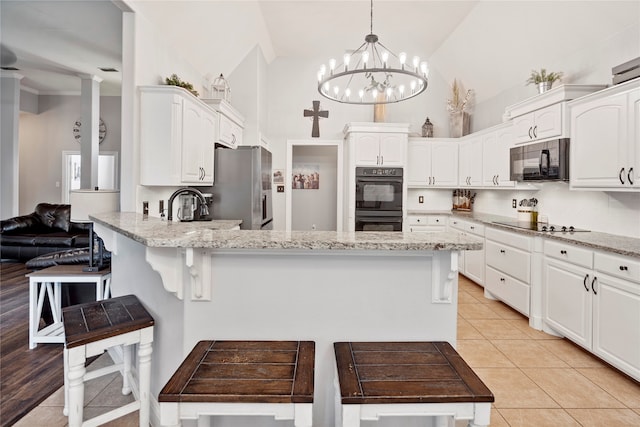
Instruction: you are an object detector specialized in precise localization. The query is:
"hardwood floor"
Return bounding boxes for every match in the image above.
[0,262,63,427]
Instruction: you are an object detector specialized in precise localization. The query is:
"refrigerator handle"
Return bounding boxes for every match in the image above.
[262,194,267,221]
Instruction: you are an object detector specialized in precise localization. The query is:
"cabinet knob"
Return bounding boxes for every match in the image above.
[620,265,628,271]
[500,277,505,282]
[560,250,567,255]
[470,226,475,230]
[435,219,439,223]
[500,249,505,254]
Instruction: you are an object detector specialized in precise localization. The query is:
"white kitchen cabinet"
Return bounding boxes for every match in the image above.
[592,252,640,380]
[449,218,484,285]
[353,132,405,166]
[513,103,564,144]
[543,241,640,380]
[140,86,216,186]
[569,80,639,190]
[406,214,447,232]
[458,136,483,187]
[484,227,532,316]
[202,98,245,149]
[482,125,515,188]
[407,138,458,187]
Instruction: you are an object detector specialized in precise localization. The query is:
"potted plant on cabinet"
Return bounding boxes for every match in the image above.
[526,68,563,94]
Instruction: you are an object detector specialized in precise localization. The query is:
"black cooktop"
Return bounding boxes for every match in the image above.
[492,221,590,233]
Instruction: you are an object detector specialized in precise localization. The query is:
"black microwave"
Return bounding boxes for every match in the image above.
[510,139,570,182]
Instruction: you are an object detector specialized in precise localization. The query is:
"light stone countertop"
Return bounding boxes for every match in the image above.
[91,212,482,252]
[451,211,640,259]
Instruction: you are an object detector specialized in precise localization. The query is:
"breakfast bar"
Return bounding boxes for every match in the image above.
[91,212,482,427]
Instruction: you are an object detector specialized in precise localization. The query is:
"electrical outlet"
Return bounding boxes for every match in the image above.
[418,196,424,204]
[512,199,517,208]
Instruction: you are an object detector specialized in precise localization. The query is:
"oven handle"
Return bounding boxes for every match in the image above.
[356,178,403,183]
[356,217,403,223]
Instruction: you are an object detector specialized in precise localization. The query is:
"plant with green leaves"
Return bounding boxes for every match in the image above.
[165,74,199,97]
[526,68,563,85]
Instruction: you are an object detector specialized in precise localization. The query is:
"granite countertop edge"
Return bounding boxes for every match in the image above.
[451,211,640,259]
[91,212,482,252]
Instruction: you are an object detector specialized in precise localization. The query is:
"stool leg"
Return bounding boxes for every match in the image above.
[197,415,211,427]
[138,329,153,427]
[63,347,69,416]
[122,344,132,395]
[341,405,361,427]
[468,403,491,427]
[29,280,38,349]
[294,403,313,427]
[66,346,87,427]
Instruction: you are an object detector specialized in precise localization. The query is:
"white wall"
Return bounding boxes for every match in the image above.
[473,185,640,238]
[472,20,640,131]
[291,145,338,231]
[17,95,121,214]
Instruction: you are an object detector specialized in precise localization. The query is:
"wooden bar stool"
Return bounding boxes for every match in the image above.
[159,340,315,427]
[62,294,154,427]
[334,341,494,427]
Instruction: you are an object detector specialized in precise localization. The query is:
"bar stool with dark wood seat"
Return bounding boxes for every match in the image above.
[334,341,494,427]
[159,340,315,427]
[62,294,154,427]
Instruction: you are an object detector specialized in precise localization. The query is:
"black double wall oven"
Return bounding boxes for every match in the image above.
[355,167,403,231]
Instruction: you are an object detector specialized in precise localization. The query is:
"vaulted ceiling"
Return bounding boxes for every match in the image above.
[1,1,638,101]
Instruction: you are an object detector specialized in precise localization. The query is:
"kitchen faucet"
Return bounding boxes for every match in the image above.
[167,187,209,221]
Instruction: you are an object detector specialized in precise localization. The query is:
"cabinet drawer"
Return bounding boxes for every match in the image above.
[594,252,640,284]
[408,215,447,226]
[485,227,532,252]
[486,239,531,283]
[544,240,593,268]
[449,218,484,236]
[486,266,530,316]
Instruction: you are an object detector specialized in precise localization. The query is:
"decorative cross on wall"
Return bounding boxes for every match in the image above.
[303,101,329,138]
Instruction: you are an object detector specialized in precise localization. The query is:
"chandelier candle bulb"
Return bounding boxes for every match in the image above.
[399,52,407,66]
[382,51,389,67]
[329,58,336,73]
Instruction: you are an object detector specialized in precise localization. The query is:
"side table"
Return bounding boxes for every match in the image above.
[26,264,111,349]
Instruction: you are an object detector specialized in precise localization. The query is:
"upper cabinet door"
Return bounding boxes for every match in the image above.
[353,133,382,166]
[513,103,563,144]
[378,133,405,166]
[407,140,430,185]
[430,141,458,187]
[532,103,563,141]
[570,91,628,189]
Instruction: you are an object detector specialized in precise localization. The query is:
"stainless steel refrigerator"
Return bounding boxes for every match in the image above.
[210,146,273,230]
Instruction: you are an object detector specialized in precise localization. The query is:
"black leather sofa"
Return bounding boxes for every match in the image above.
[0,203,92,262]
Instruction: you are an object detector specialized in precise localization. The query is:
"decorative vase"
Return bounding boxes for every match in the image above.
[449,111,470,138]
[537,81,552,94]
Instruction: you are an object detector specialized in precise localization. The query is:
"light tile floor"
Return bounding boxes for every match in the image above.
[455,274,640,427]
[14,274,640,426]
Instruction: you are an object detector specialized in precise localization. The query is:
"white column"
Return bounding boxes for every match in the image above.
[0,71,23,218]
[79,74,102,189]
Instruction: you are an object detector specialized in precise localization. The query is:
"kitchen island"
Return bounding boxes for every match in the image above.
[92,213,482,427]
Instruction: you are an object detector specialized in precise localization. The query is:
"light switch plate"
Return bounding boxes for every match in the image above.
[419,196,424,204]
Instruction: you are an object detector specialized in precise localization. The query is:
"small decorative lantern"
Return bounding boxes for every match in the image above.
[210,73,231,101]
[422,117,434,137]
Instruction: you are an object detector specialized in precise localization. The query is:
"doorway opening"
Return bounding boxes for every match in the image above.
[61,151,119,203]
[286,140,343,232]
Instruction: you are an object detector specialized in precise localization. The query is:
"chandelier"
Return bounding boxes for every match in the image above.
[317,0,429,105]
